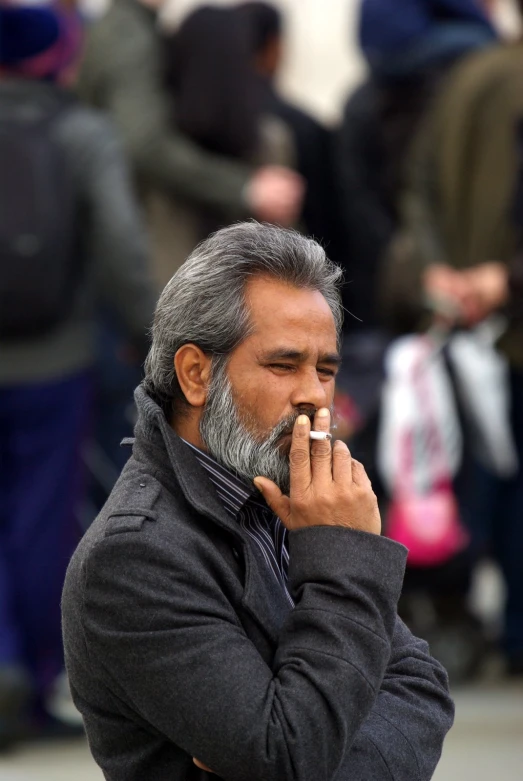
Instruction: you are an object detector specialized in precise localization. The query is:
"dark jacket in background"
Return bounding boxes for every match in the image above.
[62,385,454,781]
[0,80,155,386]
[260,79,342,257]
[336,11,496,329]
[78,0,251,218]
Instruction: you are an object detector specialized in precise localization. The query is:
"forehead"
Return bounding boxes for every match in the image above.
[243,275,337,351]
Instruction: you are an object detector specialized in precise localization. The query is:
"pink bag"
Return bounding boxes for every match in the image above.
[387,467,469,567]
[381,337,469,567]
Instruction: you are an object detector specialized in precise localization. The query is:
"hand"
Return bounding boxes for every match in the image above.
[245,165,305,227]
[423,264,479,325]
[461,262,508,322]
[254,408,381,535]
[193,758,215,773]
[423,262,509,326]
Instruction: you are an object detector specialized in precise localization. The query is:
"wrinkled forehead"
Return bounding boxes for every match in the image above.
[243,276,338,349]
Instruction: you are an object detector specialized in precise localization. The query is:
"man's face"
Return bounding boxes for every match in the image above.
[200,276,340,490]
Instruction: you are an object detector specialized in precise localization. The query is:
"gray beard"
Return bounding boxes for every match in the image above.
[199,359,310,494]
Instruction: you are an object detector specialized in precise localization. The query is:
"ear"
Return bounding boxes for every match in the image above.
[174,344,212,408]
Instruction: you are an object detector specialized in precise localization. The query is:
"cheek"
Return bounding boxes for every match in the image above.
[233,373,294,434]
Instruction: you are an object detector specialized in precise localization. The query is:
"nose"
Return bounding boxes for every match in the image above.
[289,367,330,413]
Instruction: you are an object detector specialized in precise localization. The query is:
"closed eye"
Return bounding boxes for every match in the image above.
[269,363,296,372]
[318,367,337,377]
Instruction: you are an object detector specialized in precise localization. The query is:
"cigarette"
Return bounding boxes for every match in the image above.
[309,431,332,441]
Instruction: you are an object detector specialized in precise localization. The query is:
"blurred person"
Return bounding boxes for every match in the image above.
[382,0,523,676]
[331,1,500,680]
[144,4,300,282]
[62,221,453,781]
[78,0,303,283]
[336,0,498,330]
[331,0,499,503]
[0,3,156,745]
[236,1,343,256]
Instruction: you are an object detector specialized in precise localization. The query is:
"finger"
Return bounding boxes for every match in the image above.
[351,459,372,489]
[289,414,312,497]
[310,407,333,483]
[312,406,331,434]
[254,477,291,525]
[193,758,214,773]
[332,438,353,484]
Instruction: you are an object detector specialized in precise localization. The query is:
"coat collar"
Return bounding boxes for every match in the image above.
[132,385,292,644]
[132,385,241,537]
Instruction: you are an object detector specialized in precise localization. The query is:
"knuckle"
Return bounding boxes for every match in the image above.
[310,448,332,463]
[334,445,351,461]
[289,449,309,467]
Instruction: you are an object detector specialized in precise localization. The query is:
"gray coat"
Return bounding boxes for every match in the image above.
[62,386,454,781]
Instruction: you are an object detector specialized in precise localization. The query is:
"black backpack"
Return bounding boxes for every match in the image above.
[0,95,78,340]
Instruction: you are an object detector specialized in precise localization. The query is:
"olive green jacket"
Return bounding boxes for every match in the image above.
[78,0,251,218]
[382,44,523,367]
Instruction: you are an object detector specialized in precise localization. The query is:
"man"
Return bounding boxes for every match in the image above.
[0,3,156,744]
[62,222,454,780]
[78,0,302,233]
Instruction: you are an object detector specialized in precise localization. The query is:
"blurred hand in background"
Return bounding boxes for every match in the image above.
[245,165,305,226]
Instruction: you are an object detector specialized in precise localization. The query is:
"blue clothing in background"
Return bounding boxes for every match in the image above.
[360,0,495,55]
[360,0,496,78]
[0,371,92,702]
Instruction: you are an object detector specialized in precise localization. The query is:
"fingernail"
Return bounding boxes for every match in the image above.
[317,408,329,417]
[253,478,263,490]
[297,415,309,425]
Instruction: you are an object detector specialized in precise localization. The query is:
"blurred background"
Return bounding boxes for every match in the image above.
[0,0,522,778]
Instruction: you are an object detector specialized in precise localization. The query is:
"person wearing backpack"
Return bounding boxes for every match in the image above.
[0,4,156,744]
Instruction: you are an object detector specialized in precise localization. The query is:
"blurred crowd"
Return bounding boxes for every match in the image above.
[0,0,522,751]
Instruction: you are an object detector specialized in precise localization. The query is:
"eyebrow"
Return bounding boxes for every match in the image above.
[259,349,342,366]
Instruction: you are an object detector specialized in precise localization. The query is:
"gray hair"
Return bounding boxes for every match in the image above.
[143,221,344,413]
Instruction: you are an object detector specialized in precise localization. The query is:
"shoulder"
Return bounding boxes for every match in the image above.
[440,43,523,103]
[70,456,210,570]
[63,455,241,623]
[83,2,157,73]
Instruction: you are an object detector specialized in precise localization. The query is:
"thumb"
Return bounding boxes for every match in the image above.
[254,477,291,525]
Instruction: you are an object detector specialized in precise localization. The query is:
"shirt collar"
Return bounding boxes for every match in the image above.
[183,440,266,519]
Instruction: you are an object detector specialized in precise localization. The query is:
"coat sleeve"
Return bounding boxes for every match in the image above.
[79,525,452,781]
[337,617,454,780]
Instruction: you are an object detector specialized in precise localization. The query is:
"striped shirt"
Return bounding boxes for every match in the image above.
[184,442,294,607]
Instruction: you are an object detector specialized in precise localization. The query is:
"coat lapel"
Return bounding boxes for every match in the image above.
[135,390,292,648]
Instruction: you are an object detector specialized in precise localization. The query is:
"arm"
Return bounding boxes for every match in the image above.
[97,23,251,217]
[338,617,454,781]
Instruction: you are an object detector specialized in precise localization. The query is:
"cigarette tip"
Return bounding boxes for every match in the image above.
[309,431,332,441]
